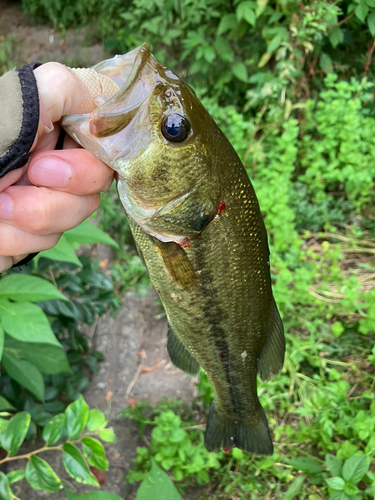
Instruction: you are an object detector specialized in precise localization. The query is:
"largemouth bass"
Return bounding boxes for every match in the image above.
[62,44,285,455]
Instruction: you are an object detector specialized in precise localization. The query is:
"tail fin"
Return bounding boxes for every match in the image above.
[204,402,273,455]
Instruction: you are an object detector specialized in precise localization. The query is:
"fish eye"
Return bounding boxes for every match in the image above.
[161,113,190,143]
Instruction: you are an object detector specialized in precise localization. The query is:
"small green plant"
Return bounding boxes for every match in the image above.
[0,396,118,499]
[124,403,220,490]
[325,454,370,500]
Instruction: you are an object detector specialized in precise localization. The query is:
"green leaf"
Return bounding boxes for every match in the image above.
[43,415,65,445]
[232,62,248,82]
[329,492,351,500]
[329,28,344,48]
[0,412,30,456]
[82,437,109,471]
[66,220,118,248]
[326,477,345,490]
[355,2,369,22]
[267,32,285,53]
[62,443,99,486]
[87,409,107,431]
[342,455,368,483]
[368,12,375,35]
[4,337,70,375]
[64,396,89,439]
[98,429,116,442]
[320,52,334,74]
[283,474,306,500]
[0,274,67,302]
[258,52,272,67]
[256,0,268,16]
[0,323,4,362]
[39,234,82,267]
[25,455,62,492]
[2,351,45,401]
[0,419,9,435]
[0,397,15,411]
[7,469,25,484]
[344,482,360,495]
[65,490,123,500]
[326,454,343,477]
[137,459,183,500]
[232,448,244,460]
[217,13,237,35]
[0,299,61,346]
[203,46,216,64]
[289,457,324,474]
[0,472,12,500]
[236,1,256,26]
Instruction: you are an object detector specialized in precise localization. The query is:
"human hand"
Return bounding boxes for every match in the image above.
[0,63,116,273]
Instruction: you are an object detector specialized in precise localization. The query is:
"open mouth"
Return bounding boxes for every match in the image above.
[88,43,156,138]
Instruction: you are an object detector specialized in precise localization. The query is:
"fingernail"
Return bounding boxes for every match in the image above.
[0,193,13,220]
[31,156,72,187]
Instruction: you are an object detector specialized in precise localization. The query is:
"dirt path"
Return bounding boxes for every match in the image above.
[0,0,105,67]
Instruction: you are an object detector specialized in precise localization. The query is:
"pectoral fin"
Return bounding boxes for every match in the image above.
[257,300,285,382]
[167,325,200,376]
[150,237,198,290]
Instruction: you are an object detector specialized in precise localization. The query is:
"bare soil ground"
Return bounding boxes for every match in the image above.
[0,0,106,67]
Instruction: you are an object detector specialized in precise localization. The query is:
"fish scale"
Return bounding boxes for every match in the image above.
[62,43,285,455]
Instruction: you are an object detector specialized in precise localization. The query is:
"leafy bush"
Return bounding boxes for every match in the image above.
[0,396,119,499]
[21,0,102,29]
[0,221,120,431]
[22,0,375,104]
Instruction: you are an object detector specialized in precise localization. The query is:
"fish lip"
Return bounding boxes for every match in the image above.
[88,43,157,138]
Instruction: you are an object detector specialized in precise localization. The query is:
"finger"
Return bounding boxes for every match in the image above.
[0,163,28,192]
[32,124,81,155]
[0,253,30,273]
[0,256,14,273]
[0,185,100,235]
[0,223,61,256]
[28,149,114,195]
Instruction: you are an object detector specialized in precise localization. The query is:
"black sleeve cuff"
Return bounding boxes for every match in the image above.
[0,62,41,179]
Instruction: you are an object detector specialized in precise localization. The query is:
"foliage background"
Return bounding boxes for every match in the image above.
[1,0,375,498]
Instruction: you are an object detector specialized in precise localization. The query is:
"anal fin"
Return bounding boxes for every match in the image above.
[258,299,285,382]
[167,325,200,376]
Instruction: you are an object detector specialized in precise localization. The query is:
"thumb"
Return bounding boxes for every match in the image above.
[32,62,119,148]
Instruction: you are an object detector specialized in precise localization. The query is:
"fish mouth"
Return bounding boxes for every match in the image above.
[61,43,162,171]
[88,43,156,138]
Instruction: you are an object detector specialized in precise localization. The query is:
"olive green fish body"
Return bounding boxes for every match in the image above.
[127,140,282,454]
[62,44,285,455]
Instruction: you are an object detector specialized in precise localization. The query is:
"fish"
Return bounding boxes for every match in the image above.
[62,43,285,455]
